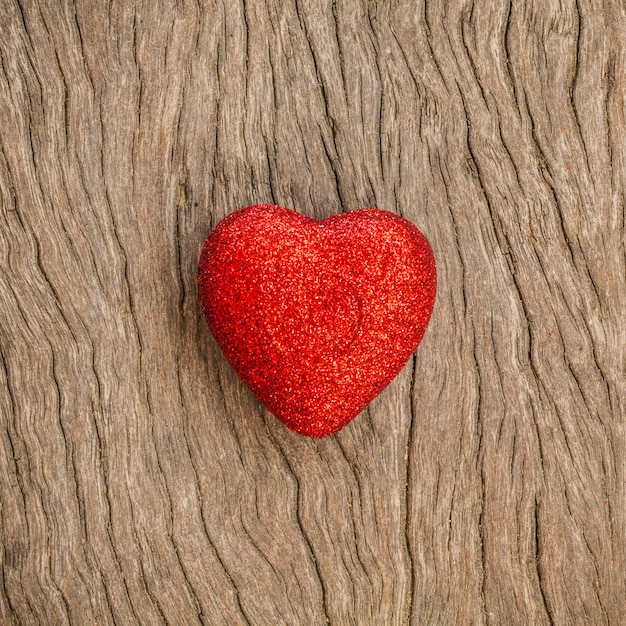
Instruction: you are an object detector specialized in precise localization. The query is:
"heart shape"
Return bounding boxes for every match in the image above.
[198,204,436,437]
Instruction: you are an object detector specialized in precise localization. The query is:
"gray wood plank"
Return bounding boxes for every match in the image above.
[0,0,624,623]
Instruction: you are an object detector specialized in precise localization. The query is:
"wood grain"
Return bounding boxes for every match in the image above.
[0,0,624,623]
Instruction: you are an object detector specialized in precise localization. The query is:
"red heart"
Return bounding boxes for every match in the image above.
[198,205,436,437]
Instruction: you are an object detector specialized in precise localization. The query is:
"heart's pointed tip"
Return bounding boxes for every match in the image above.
[282,419,348,439]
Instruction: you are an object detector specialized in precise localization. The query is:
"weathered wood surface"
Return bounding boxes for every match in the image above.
[0,0,624,623]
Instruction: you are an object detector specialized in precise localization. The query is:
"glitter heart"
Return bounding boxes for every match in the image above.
[198,204,437,437]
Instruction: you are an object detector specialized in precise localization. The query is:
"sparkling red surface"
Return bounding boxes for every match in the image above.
[198,204,437,438]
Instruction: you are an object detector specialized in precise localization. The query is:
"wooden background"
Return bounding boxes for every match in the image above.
[1,0,624,624]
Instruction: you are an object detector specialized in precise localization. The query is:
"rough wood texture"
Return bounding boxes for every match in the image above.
[0,1,624,624]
